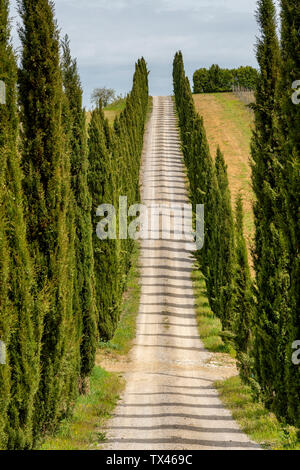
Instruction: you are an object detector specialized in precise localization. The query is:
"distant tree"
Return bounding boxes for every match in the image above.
[193,68,209,93]
[91,87,116,107]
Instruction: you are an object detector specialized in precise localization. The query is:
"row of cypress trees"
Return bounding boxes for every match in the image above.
[88,57,149,341]
[174,0,299,429]
[251,0,299,427]
[0,0,149,449]
[173,52,252,378]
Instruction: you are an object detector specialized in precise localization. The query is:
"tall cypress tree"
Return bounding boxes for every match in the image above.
[88,60,148,341]
[88,104,120,340]
[233,193,254,385]
[277,0,300,427]
[18,0,77,435]
[0,3,12,447]
[61,35,97,390]
[0,0,41,449]
[215,147,235,330]
[250,0,289,413]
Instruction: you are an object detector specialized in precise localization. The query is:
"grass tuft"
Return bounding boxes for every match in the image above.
[192,266,234,355]
[39,367,124,450]
[215,376,300,450]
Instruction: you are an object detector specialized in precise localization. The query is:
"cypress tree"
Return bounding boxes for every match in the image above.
[250,0,289,414]
[88,59,149,341]
[0,2,12,447]
[0,0,41,449]
[61,35,97,390]
[215,147,235,330]
[173,52,235,333]
[233,193,254,385]
[88,104,120,340]
[277,0,300,427]
[18,0,77,434]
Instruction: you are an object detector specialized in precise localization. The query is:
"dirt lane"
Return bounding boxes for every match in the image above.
[103,96,259,451]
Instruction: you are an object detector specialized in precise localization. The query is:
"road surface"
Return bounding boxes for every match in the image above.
[103,96,259,451]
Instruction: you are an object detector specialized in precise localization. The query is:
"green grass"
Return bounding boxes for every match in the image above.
[213,92,253,145]
[216,376,300,450]
[39,367,124,450]
[99,244,141,356]
[192,266,234,355]
[103,98,127,125]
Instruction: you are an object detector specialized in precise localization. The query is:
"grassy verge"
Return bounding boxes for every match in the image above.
[215,376,300,450]
[39,367,124,450]
[192,265,235,356]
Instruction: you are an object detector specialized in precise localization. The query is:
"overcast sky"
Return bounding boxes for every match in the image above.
[10,0,262,107]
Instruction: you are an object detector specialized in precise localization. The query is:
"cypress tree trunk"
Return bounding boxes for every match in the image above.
[61,36,98,390]
[0,0,41,450]
[18,0,77,435]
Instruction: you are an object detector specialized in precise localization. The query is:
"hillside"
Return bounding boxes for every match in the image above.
[86,98,126,127]
[193,92,254,244]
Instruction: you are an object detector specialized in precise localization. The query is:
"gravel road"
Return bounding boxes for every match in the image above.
[104,96,259,451]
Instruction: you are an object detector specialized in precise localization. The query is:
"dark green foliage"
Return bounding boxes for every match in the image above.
[233,194,253,385]
[250,0,300,427]
[61,35,98,385]
[88,104,120,340]
[88,59,149,341]
[173,52,235,331]
[0,0,41,449]
[250,0,291,419]
[277,0,300,427]
[214,148,235,330]
[18,0,78,436]
[193,65,258,93]
[0,0,148,450]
